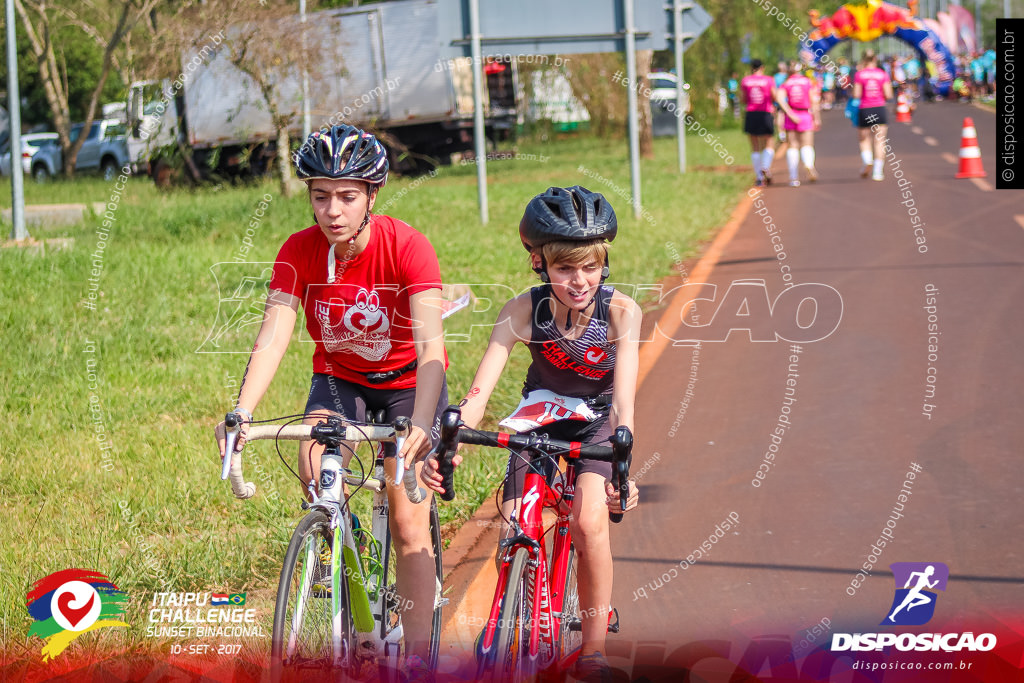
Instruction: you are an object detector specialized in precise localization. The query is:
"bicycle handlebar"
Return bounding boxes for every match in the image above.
[433,405,633,521]
[220,413,426,503]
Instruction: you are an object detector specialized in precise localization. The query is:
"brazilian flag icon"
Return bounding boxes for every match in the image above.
[229,593,247,605]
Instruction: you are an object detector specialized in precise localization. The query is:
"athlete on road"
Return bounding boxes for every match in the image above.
[741,59,778,187]
[422,186,640,683]
[215,124,447,679]
[854,50,894,181]
[776,61,821,187]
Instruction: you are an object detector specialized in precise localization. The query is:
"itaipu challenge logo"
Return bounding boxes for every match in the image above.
[881,561,949,626]
[26,569,129,661]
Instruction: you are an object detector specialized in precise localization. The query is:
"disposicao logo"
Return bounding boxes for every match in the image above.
[883,562,949,626]
[26,569,129,661]
[832,562,997,653]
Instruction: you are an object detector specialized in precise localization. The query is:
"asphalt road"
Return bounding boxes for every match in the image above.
[435,101,1024,682]
[607,101,1024,681]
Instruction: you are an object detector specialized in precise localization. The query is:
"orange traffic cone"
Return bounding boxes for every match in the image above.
[955,117,986,179]
[895,93,912,123]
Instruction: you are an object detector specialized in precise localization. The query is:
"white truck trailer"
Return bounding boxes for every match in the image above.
[126,0,517,181]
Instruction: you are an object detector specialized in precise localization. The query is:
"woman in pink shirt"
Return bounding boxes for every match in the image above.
[776,62,821,187]
[740,59,777,186]
[854,51,894,181]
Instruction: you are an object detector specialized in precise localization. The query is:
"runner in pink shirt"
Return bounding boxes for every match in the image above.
[854,50,894,181]
[740,59,777,186]
[776,62,821,186]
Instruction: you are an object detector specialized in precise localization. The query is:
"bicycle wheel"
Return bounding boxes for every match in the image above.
[378,498,444,678]
[554,546,581,661]
[491,547,534,682]
[272,510,354,675]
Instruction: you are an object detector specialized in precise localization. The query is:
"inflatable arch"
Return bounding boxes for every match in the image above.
[798,0,956,94]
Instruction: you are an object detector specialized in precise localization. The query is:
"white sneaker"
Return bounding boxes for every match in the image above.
[789,179,800,187]
[872,172,884,182]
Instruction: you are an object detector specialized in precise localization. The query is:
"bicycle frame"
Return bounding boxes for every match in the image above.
[434,405,632,679]
[479,456,579,673]
[222,414,423,668]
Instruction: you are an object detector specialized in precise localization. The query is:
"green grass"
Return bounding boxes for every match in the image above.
[0,129,748,656]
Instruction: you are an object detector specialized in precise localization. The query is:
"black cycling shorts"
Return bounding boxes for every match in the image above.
[305,372,449,456]
[858,105,888,128]
[502,414,614,503]
[744,111,775,137]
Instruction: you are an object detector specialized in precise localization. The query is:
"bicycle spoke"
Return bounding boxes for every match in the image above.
[272,511,352,674]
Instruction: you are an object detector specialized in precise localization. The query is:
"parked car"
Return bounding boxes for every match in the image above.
[30,119,131,181]
[0,133,59,180]
[649,71,693,138]
[648,71,691,112]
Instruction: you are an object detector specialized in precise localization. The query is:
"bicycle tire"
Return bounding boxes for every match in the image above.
[271,510,354,675]
[378,498,444,680]
[491,547,534,682]
[554,545,581,662]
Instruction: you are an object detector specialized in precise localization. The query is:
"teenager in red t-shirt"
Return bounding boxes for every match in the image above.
[216,124,446,676]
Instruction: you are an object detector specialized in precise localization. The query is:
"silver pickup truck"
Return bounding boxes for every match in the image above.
[31,119,131,181]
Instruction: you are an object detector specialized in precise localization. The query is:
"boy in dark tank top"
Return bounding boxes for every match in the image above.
[422,186,641,680]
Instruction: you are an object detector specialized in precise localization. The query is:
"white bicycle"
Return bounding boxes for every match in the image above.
[221,411,446,679]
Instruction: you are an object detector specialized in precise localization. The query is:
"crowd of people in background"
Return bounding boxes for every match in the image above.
[721,46,998,119]
[731,44,998,188]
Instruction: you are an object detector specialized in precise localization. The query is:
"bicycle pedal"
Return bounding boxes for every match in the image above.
[435,597,450,608]
[565,617,582,632]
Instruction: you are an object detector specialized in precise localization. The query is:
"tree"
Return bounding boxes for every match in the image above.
[158,0,320,196]
[14,0,161,176]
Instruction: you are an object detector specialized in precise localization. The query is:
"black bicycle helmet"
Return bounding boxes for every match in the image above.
[519,186,617,251]
[293,124,388,187]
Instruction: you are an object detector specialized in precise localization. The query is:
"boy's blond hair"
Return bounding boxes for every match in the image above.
[537,239,609,269]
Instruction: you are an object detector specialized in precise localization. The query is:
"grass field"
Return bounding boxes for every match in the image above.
[0,130,748,657]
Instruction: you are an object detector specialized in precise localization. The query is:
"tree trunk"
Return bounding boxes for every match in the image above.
[637,49,654,160]
[276,125,293,198]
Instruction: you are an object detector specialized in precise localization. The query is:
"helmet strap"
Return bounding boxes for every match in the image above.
[532,254,550,283]
[545,282,597,332]
[348,188,377,244]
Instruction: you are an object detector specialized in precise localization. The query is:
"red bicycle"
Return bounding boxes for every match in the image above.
[434,405,632,682]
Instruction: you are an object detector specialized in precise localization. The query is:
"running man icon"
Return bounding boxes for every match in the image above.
[882,562,949,626]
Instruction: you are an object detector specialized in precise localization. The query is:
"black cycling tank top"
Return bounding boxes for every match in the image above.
[523,285,616,399]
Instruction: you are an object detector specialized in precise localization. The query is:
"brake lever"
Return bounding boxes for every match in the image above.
[609,426,633,524]
[437,405,462,502]
[221,412,241,480]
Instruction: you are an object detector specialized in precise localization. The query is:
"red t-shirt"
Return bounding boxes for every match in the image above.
[269,215,447,390]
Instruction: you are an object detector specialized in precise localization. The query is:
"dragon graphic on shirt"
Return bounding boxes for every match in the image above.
[315,287,392,361]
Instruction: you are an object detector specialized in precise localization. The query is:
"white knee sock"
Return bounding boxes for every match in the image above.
[861,149,873,166]
[752,151,762,180]
[787,148,800,181]
[762,147,775,172]
[801,145,815,170]
[873,159,884,176]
